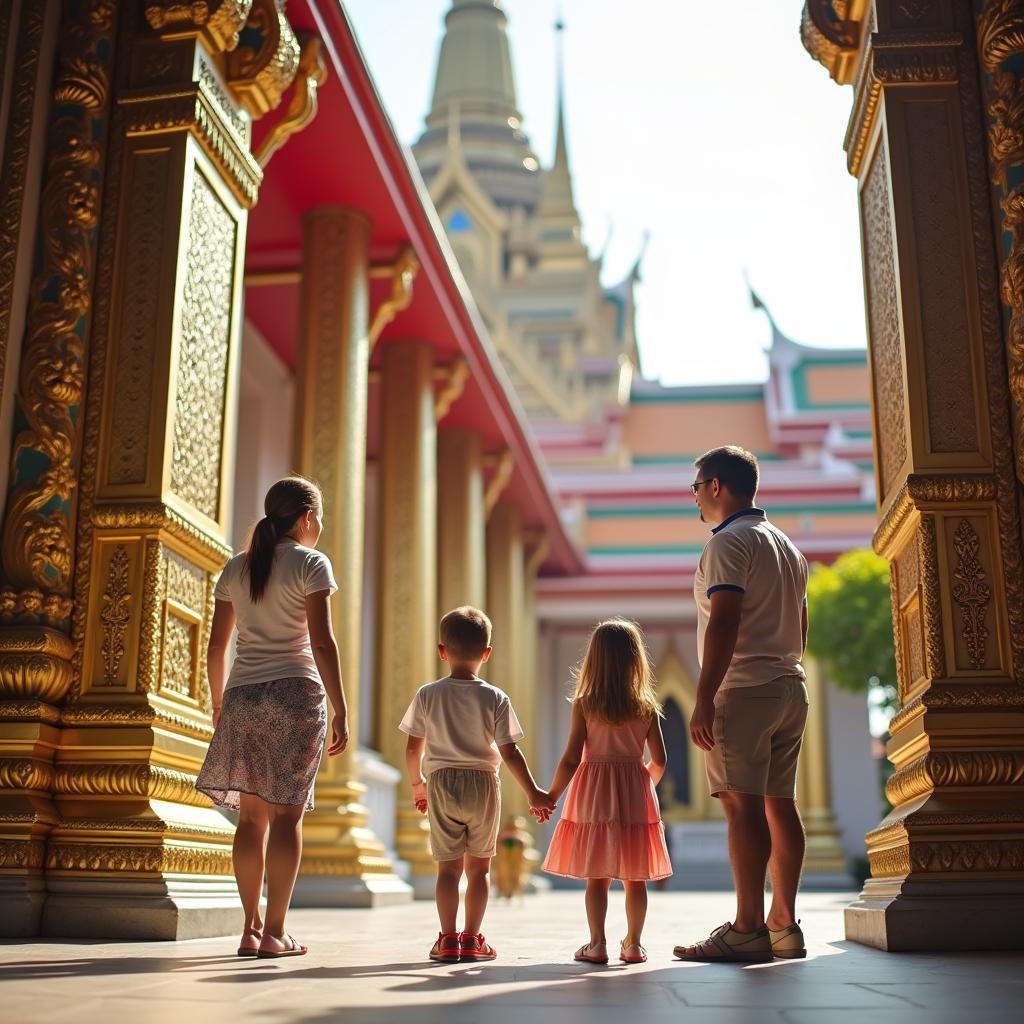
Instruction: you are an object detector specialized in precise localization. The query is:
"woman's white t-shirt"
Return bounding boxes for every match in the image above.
[214,539,338,690]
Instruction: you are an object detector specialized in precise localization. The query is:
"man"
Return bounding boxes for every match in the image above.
[673,446,810,963]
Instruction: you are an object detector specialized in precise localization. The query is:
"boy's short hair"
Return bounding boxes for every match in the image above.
[439,606,493,659]
[694,445,760,501]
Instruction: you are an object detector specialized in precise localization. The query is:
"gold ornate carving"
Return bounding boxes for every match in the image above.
[0,700,61,723]
[255,35,328,168]
[885,750,1024,807]
[0,1,45,401]
[92,504,231,562]
[868,845,912,878]
[0,758,55,792]
[99,545,131,685]
[0,0,117,620]
[951,519,993,670]
[60,702,214,738]
[145,0,253,53]
[435,359,470,421]
[137,538,165,695]
[46,841,232,875]
[0,838,45,869]
[911,839,1024,872]
[801,1,861,83]
[369,247,420,347]
[0,627,75,703]
[918,515,947,681]
[862,144,908,502]
[162,614,196,698]
[119,87,261,208]
[484,450,515,518]
[226,0,300,117]
[169,173,236,521]
[978,0,1024,73]
[895,534,920,601]
[165,551,206,612]
[54,763,212,807]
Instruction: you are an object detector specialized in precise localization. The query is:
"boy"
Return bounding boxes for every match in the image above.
[401,605,554,962]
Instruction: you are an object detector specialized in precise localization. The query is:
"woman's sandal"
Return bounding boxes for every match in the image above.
[574,941,609,964]
[256,934,309,959]
[619,941,647,964]
[237,927,262,958]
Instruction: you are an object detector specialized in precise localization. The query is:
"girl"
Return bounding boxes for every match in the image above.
[542,618,671,964]
[196,476,349,959]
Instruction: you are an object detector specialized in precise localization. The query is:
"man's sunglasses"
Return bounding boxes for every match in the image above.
[690,478,715,495]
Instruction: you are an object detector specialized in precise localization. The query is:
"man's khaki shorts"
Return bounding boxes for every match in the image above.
[705,677,809,799]
[426,767,501,861]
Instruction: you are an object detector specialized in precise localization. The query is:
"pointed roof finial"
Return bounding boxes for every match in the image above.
[554,5,567,170]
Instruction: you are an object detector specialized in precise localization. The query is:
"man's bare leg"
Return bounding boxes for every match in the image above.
[718,791,770,933]
[764,795,805,930]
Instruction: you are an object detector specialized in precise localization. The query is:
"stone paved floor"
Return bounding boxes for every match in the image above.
[2,891,1024,1023]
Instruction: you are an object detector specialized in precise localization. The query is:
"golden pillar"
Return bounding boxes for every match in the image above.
[486,501,525,820]
[0,0,111,938]
[437,428,486,615]
[375,339,437,896]
[291,207,409,905]
[804,0,1024,949]
[0,1,300,938]
[796,658,847,880]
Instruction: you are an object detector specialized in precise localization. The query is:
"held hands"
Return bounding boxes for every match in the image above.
[689,698,716,752]
[328,715,349,757]
[412,779,427,815]
[529,788,556,824]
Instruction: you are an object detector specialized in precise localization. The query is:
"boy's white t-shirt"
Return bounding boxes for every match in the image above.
[399,677,525,776]
[214,539,338,690]
[694,508,809,691]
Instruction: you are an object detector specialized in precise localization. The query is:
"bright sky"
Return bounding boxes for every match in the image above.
[346,0,867,387]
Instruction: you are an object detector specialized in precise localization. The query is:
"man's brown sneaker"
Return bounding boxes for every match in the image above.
[769,921,806,959]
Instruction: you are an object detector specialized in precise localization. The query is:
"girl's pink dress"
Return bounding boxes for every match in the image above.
[542,715,672,881]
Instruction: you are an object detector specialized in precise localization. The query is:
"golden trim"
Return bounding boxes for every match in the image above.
[46,841,233,876]
[226,0,300,118]
[53,763,212,808]
[434,358,470,421]
[484,450,515,519]
[144,0,253,53]
[255,35,328,168]
[369,246,420,347]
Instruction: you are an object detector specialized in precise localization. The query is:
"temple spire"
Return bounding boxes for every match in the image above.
[414,0,542,213]
[536,13,583,241]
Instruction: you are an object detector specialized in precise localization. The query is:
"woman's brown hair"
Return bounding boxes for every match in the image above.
[243,476,322,603]
[571,618,662,725]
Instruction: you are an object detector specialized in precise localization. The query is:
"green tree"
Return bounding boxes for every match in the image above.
[806,548,897,708]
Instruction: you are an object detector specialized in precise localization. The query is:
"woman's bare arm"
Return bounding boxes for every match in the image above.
[306,589,349,756]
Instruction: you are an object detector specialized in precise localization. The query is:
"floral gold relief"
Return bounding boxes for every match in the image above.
[99,546,131,686]
[144,0,254,53]
[227,0,301,117]
[951,519,993,670]
[0,0,117,626]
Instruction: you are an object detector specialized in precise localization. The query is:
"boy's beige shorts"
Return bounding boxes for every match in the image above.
[426,767,501,861]
[705,676,809,799]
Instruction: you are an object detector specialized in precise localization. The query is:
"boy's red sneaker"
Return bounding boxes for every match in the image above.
[429,931,462,962]
[459,932,497,961]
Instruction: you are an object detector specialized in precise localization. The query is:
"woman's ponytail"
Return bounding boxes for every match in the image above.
[242,476,323,603]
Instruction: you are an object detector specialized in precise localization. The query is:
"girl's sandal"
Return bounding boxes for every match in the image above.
[574,942,609,964]
[620,941,647,964]
[237,927,262,958]
[256,934,308,959]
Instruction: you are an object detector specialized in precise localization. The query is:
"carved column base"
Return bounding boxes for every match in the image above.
[293,778,411,907]
[396,806,436,899]
[0,628,74,935]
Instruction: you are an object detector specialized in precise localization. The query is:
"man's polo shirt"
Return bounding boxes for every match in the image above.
[694,508,809,691]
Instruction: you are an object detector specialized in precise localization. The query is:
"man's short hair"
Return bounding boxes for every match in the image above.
[695,445,760,501]
[439,605,493,658]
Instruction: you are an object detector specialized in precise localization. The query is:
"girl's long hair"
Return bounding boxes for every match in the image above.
[243,476,322,603]
[571,618,662,725]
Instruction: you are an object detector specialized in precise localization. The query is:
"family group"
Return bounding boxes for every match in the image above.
[195,445,811,966]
